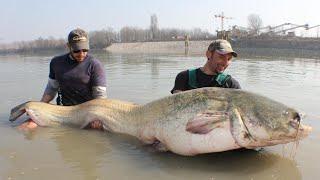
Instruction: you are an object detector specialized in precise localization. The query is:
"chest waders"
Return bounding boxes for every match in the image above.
[57,88,63,105]
[188,68,231,88]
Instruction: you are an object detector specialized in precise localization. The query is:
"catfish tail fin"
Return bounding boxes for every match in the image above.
[9,101,31,122]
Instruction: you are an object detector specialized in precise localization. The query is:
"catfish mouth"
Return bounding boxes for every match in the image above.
[237,110,312,147]
[288,112,312,140]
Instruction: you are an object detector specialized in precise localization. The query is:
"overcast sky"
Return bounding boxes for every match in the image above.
[1,0,319,43]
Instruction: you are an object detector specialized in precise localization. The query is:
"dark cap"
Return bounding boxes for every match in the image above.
[68,28,89,51]
[208,39,237,57]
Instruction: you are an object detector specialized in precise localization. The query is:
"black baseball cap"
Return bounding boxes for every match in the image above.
[68,28,89,51]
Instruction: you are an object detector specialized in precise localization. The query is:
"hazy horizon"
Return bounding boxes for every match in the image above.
[1,0,319,43]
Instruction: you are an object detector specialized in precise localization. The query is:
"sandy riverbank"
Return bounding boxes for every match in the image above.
[105,40,211,55]
[105,40,320,59]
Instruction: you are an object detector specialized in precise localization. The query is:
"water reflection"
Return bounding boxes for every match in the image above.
[48,128,110,179]
[138,148,301,180]
[13,127,111,179]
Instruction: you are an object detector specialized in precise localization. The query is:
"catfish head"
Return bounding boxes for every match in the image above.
[231,91,312,148]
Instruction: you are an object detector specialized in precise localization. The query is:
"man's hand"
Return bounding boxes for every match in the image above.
[17,119,38,130]
[17,119,104,131]
[172,90,183,94]
[88,120,103,130]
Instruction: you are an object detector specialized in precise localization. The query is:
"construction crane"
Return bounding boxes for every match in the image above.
[214,12,232,31]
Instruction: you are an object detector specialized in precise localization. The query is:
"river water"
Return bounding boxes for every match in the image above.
[0,52,319,180]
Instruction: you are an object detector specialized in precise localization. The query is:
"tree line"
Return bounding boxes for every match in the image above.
[0,27,213,54]
[0,13,268,54]
[0,14,214,54]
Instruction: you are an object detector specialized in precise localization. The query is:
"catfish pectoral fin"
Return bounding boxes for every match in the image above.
[9,101,31,122]
[186,111,228,134]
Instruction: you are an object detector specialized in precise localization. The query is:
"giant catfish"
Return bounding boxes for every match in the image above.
[10,87,312,156]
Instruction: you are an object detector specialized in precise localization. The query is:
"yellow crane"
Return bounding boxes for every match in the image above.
[214,12,233,31]
[214,12,233,40]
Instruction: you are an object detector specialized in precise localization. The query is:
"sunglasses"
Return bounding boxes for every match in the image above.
[72,49,89,53]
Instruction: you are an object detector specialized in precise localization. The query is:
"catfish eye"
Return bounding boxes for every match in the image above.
[293,112,301,123]
[289,112,301,129]
[282,111,289,116]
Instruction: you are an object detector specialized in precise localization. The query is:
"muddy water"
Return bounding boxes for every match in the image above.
[0,52,319,180]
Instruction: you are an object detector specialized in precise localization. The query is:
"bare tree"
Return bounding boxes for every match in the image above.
[89,27,118,48]
[247,14,263,36]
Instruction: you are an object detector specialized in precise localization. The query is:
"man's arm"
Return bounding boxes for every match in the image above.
[40,78,59,103]
[91,59,107,98]
[170,70,189,94]
[225,76,241,89]
[41,93,55,103]
[92,86,107,98]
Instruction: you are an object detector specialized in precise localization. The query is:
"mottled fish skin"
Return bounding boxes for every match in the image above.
[10,87,312,156]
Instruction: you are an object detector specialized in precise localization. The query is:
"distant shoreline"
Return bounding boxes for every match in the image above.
[105,40,320,59]
[2,39,320,59]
